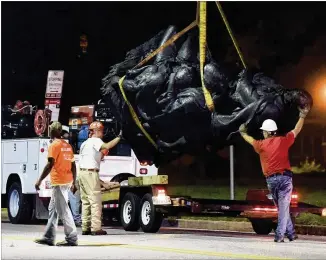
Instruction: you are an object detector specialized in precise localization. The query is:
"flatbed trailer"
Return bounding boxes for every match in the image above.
[101,175,326,234]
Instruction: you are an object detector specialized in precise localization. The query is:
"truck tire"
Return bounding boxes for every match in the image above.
[7,182,33,224]
[120,192,140,231]
[139,193,163,233]
[250,219,273,235]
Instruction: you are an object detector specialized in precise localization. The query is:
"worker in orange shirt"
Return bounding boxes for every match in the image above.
[34,121,78,246]
[239,105,310,242]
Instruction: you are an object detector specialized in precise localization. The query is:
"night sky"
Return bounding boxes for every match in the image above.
[2,1,326,123]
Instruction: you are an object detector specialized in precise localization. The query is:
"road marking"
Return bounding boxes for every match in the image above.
[2,235,293,260]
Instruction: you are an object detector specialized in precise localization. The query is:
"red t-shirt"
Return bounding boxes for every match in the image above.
[253,131,295,177]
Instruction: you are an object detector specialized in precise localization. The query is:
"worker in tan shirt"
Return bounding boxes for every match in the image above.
[78,121,122,235]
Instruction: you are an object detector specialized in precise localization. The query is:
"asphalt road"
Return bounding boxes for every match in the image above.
[1,223,326,259]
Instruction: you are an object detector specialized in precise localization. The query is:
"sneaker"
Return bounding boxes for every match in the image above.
[82,230,92,235]
[34,238,54,246]
[91,229,107,236]
[56,241,78,246]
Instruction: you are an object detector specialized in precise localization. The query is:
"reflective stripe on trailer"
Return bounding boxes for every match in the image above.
[103,204,119,209]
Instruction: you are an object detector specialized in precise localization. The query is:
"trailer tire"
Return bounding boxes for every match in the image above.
[140,193,163,233]
[120,192,140,231]
[250,219,273,235]
[7,182,33,224]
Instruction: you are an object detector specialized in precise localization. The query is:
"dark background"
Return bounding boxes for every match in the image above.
[2,1,326,125]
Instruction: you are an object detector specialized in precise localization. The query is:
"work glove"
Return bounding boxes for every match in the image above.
[239,124,248,133]
[298,105,310,118]
[118,129,123,138]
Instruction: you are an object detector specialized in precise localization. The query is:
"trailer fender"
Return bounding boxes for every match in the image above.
[110,173,135,184]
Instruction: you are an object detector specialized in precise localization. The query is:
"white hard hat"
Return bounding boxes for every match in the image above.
[260,119,278,132]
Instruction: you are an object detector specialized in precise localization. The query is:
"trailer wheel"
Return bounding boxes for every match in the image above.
[250,219,273,235]
[120,192,140,231]
[140,193,163,233]
[7,182,33,224]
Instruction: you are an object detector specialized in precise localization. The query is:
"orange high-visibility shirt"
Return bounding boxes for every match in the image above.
[48,139,74,185]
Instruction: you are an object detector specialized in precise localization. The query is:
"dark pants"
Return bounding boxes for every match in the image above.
[266,174,295,239]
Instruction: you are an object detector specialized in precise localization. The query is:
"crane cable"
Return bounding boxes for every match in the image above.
[215,1,247,69]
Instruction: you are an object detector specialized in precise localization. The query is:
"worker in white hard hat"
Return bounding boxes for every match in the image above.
[239,105,310,243]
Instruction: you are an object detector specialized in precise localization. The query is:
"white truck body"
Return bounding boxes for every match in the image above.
[1,137,158,222]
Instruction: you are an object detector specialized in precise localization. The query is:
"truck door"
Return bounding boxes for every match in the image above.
[2,140,28,193]
[23,140,40,194]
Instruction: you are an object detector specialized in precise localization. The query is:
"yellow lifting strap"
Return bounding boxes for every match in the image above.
[134,20,197,69]
[118,76,158,149]
[199,1,215,112]
[215,1,247,69]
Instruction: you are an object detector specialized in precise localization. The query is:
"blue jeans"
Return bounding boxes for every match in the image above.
[266,174,295,239]
[68,190,81,224]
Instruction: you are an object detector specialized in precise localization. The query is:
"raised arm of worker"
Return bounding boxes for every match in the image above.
[291,106,310,137]
[100,130,123,151]
[239,124,255,146]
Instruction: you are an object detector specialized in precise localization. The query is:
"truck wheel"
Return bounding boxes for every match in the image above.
[7,182,33,224]
[120,192,140,231]
[140,193,163,233]
[250,219,273,235]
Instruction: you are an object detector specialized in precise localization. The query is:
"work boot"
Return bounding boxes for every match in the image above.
[82,230,92,235]
[34,238,55,246]
[91,229,107,236]
[56,240,78,246]
[288,234,298,242]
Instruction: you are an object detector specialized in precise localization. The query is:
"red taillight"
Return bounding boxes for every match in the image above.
[322,209,326,217]
[254,207,278,212]
[153,186,167,197]
[157,189,166,196]
[140,161,148,166]
[139,168,148,175]
[40,148,45,153]
[291,194,298,199]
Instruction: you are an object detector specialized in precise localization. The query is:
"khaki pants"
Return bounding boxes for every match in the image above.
[78,169,102,232]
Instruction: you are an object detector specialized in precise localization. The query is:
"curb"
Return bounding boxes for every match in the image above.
[2,212,326,236]
[162,219,326,236]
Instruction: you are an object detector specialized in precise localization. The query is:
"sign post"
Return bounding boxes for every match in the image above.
[44,70,64,122]
[230,145,235,200]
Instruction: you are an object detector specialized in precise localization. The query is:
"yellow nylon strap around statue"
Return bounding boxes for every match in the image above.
[118,76,158,149]
[215,1,247,69]
[118,21,198,149]
[199,1,215,112]
[134,20,197,69]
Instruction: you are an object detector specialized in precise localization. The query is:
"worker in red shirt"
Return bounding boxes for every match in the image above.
[239,105,310,242]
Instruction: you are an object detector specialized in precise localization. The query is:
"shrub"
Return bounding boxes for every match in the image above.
[291,157,326,174]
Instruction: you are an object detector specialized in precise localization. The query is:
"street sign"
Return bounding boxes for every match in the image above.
[45,99,61,122]
[45,70,64,98]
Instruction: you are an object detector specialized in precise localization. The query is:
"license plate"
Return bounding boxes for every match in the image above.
[152,196,171,205]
